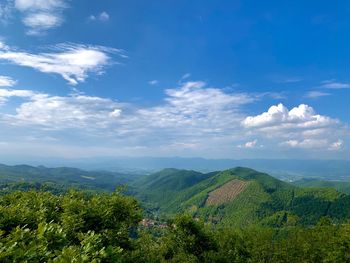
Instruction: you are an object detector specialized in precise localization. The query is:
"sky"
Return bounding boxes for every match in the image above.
[0,0,349,160]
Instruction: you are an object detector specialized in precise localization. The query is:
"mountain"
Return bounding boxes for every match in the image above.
[293,178,350,195]
[131,168,218,210]
[5,157,350,181]
[133,167,350,227]
[0,164,139,191]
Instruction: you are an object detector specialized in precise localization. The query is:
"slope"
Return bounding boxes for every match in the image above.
[293,178,350,195]
[134,167,350,227]
[132,168,218,209]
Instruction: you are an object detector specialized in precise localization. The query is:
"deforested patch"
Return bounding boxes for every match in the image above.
[205,179,250,206]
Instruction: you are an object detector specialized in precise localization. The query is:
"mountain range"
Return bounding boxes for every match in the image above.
[1,163,350,227]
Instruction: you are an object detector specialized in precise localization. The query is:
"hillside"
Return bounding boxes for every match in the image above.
[133,167,350,226]
[0,164,138,191]
[293,178,350,195]
[131,168,217,209]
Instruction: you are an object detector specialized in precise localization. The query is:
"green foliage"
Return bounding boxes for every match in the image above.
[135,167,350,227]
[132,169,217,211]
[3,167,350,261]
[293,178,350,195]
[0,189,141,262]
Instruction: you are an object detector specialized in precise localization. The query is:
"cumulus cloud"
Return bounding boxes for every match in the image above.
[242,103,337,130]
[0,76,17,87]
[242,103,344,150]
[0,42,123,85]
[14,0,68,35]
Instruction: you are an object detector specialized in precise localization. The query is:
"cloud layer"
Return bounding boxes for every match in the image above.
[0,81,347,157]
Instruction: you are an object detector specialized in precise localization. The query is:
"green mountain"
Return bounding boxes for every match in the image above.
[0,164,137,191]
[293,178,350,195]
[133,167,350,227]
[131,168,217,209]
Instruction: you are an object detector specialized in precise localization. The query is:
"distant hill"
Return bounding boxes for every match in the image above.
[133,167,350,227]
[6,157,350,181]
[293,178,350,195]
[0,164,138,191]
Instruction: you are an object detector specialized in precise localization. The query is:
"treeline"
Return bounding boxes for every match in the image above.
[1,189,350,262]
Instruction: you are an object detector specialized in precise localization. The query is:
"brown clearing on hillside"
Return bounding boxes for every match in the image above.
[205,179,250,206]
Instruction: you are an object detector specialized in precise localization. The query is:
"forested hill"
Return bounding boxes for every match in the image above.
[2,164,350,227]
[2,165,350,261]
[293,178,350,195]
[133,167,350,227]
[0,163,138,191]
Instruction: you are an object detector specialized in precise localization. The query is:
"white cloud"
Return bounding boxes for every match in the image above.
[23,12,62,35]
[0,81,347,158]
[305,91,331,98]
[0,81,255,147]
[14,0,66,11]
[281,138,344,151]
[0,42,122,85]
[0,76,17,87]
[89,11,110,22]
[0,87,36,105]
[329,139,343,151]
[14,0,68,35]
[0,41,9,50]
[242,103,337,130]
[243,103,344,150]
[238,139,259,149]
[99,11,109,21]
[281,139,329,149]
[321,80,350,89]
[0,89,122,129]
[148,80,159,85]
[12,95,122,129]
[137,81,255,132]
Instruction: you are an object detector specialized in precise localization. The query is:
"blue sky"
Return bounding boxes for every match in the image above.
[0,0,349,160]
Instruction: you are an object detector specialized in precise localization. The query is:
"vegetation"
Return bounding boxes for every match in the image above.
[0,164,138,191]
[133,167,350,227]
[293,178,350,195]
[3,165,350,261]
[2,188,350,262]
